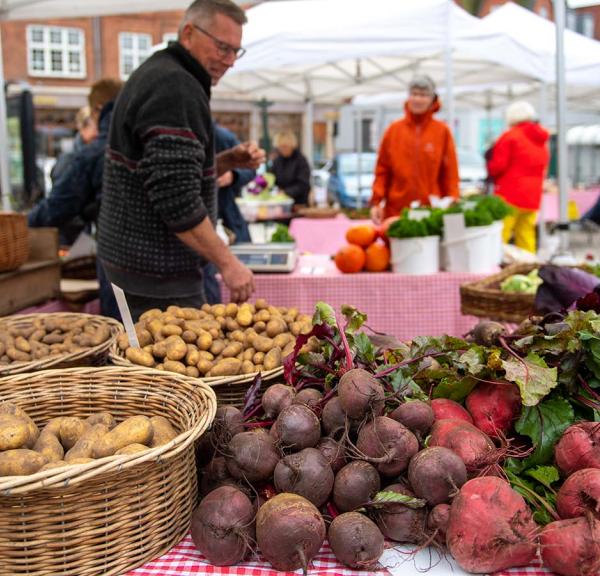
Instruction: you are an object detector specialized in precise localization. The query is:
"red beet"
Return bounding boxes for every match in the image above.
[274,447,334,508]
[200,456,233,496]
[256,493,326,572]
[261,384,295,418]
[338,368,385,420]
[389,400,435,436]
[557,468,600,520]
[333,460,381,512]
[408,446,467,505]
[226,430,280,483]
[294,388,323,407]
[540,516,600,576]
[465,382,521,437]
[274,404,321,451]
[191,486,255,566]
[428,503,451,544]
[214,405,245,438]
[555,422,600,476]
[321,396,346,436]
[374,483,428,544]
[316,437,346,473]
[446,477,539,573]
[328,512,384,569]
[468,320,507,347]
[431,398,473,423]
[356,416,419,477]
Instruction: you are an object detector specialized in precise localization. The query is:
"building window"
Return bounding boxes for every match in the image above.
[119,32,152,79]
[27,25,85,78]
[581,13,595,38]
[163,32,178,44]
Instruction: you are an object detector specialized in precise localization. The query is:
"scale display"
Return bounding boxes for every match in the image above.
[230,244,297,273]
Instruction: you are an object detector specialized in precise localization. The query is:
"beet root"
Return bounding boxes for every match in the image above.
[468,320,507,347]
[261,384,295,419]
[191,486,255,566]
[555,422,600,476]
[294,388,323,407]
[274,404,321,451]
[446,477,539,573]
[374,483,428,544]
[274,447,334,508]
[338,368,385,420]
[430,398,473,424]
[328,512,384,569]
[200,456,233,496]
[214,405,245,438]
[226,429,280,483]
[408,446,467,505]
[465,382,521,438]
[540,516,600,576]
[556,468,600,520]
[333,460,381,512]
[317,437,346,473]
[256,493,326,572]
[321,396,346,437]
[389,400,435,436]
[356,416,419,477]
[427,503,451,544]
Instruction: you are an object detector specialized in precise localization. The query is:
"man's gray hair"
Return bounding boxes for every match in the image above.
[179,0,247,36]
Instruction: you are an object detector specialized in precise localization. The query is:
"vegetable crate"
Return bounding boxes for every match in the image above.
[460,263,538,323]
[0,366,216,576]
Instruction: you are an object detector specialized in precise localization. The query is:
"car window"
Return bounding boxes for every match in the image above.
[338,153,377,175]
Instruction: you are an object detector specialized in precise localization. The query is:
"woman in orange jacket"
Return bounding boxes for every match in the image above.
[370,75,459,224]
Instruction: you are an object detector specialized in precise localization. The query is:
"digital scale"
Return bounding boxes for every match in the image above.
[229,243,298,273]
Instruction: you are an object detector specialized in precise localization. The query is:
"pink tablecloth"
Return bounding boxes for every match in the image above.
[289,215,370,255]
[222,254,482,341]
[18,299,100,315]
[540,188,599,222]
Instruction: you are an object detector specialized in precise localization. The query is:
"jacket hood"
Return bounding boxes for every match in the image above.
[518,121,549,145]
[404,97,442,125]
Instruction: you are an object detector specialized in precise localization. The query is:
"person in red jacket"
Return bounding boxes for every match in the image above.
[370,75,459,224]
[487,101,550,254]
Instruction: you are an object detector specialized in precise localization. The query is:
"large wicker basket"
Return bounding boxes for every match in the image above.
[460,263,539,323]
[0,212,29,273]
[0,313,124,376]
[0,366,217,575]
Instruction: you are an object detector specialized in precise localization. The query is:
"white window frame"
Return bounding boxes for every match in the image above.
[26,25,86,79]
[119,32,153,80]
[581,13,595,38]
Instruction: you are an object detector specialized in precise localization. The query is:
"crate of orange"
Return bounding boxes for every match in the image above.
[334,224,391,273]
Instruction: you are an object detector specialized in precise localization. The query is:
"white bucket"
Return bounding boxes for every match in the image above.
[441,225,496,273]
[490,220,504,265]
[390,236,440,275]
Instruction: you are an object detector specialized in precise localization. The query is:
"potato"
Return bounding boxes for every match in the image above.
[165,336,187,361]
[147,319,164,340]
[0,403,39,447]
[212,304,226,317]
[65,424,109,462]
[225,303,238,317]
[6,347,30,362]
[197,360,213,375]
[273,333,293,349]
[163,360,187,375]
[92,416,154,458]
[282,341,295,358]
[236,307,253,327]
[255,298,268,310]
[186,349,200,366]
[39,460,67,472]
[209,358,242,377]
[115,443,149,456]
[253,321,266,333]
[286,307,299,321]
[181,307,200,320]
[59,418,90,450]
[42,417,64,437]
[33,430,64,462]
[254,309,271,323]
[140,308,162,322]
[166,305,186,318]
[209,328,220,339]
[197,332,213,351]
[162,324,183,337]
[253,351,265,365]
[117,333,130,351]
[266,318,286,338]
[136,329,153,348]
[90,324,111,346]
[152,341,168,359]
[0,342,5,357]
[210,340,226,356]
[242,360,256,374]
[229,330,245,344]
[263,347,282,371]
[149,416,178,447]
[68,457,95,465]
[198,350,214,362]
[0,449,47,476]
[14,336,31,353]
[222,342,243,358]
[181,330,197,344]
[32,342,51,359]
[30,329,45,342]
[125,347,155,367]
[290,322,302,336]
[253,335,274,353]
[0,415,31,450]
[242,347,256,362]
[186,366,200,378]
[86,412,116,429]
[225,318,240,332]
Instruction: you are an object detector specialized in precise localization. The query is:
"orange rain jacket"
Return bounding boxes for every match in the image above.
[370,99,459,219]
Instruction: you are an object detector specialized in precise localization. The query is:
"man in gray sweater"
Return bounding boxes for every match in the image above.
[98,0,262,320]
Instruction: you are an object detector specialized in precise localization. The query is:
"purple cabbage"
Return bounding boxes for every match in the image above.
[535,265,600,314]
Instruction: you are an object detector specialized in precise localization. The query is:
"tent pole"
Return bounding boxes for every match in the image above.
[356,108,363,209]
[303,96,314,168]
[554,0,570,253]
[445,1,455,133]
[537,81,548,252]
[0,26,12,211]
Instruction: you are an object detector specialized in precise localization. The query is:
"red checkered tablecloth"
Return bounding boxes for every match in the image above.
[129,533,552,576]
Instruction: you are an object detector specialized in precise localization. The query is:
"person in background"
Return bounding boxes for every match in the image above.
[370,75,459,224]
[486,101,550,254]
[271,130,311,207]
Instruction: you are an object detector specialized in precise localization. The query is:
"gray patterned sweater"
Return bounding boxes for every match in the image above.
[98,42,216,297]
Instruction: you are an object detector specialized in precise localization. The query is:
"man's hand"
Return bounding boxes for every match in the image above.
[220,257,255,303]
[216,141,266,175]
[370,204,384,225]
[217,170,234,188]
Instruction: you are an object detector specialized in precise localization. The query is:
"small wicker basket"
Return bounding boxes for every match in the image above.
[0,366,217,575]
[460,263,539,323]
[0,212,29,273]
[0,313,124,376]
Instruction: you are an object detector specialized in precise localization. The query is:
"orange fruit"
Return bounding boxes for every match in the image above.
[365,241,390,272]
[334,244,366,273]
[345,225,377,248]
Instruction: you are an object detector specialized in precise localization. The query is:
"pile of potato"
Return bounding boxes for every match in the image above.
[118,300,313,378]
[0,402,178,477]
[0,316,112,365]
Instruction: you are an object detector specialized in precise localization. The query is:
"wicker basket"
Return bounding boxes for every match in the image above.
[0,366,217,575]
[460,263,539,323]
[0,212,29,273]
[0,313,124,376]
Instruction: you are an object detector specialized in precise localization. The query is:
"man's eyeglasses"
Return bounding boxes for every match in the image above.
[193,24,246,60]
